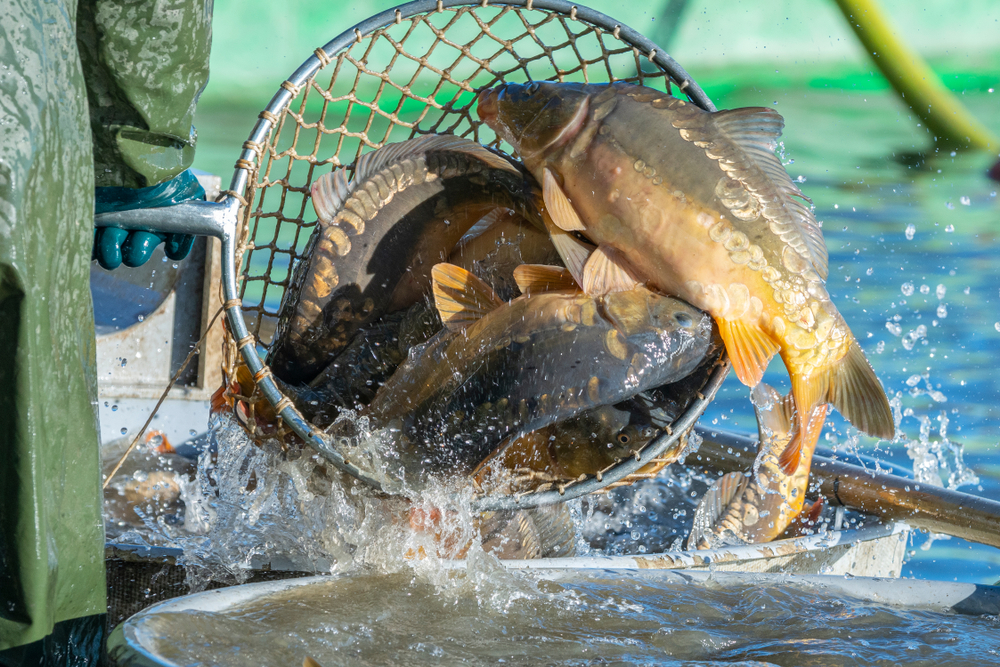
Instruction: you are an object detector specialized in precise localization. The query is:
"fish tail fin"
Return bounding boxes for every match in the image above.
[717,318,780,387]
[776,392,829,476]
[828,337,895,440]
[782,335,891,473]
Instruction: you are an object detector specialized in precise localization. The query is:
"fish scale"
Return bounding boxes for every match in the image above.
[267,135,545,384]
[360,264,714,478]
[478,81,894,478]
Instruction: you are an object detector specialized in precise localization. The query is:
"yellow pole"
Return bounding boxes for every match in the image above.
[834,0,998,151]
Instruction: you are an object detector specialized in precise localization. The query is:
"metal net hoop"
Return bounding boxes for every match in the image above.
[220,0,728,509]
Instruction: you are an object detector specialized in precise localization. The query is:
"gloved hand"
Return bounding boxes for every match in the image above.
[93,169,206,270]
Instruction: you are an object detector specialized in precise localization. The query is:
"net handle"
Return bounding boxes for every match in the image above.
[217,0,721,504]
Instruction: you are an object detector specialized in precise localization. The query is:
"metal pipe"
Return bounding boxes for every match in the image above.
[694,428,1000,550]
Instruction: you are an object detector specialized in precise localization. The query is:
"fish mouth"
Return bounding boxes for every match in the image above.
[476,86,501,123]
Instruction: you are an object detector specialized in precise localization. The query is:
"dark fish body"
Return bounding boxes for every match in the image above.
[268,135,544,384]
[362,264,712,475]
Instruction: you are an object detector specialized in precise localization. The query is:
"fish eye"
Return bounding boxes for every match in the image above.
[674,312,693,327]
[617,433,631,444]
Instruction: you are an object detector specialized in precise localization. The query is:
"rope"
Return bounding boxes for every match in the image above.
[102,304,227,489]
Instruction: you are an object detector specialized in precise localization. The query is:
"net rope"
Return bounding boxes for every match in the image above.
[222,2,720,496]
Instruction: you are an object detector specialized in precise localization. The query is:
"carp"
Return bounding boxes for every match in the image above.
[687,383,828,548]
[354,262,713,477]
[477,81,893,476]
[268,134,545,384]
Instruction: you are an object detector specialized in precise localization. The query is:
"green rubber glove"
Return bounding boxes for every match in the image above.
[93,169,205,270]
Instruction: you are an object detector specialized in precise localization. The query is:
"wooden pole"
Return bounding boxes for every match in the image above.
[694,428,1000,549]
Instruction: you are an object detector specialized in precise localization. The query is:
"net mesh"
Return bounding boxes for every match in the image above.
[221,1,723,495]
[231,3,676,348]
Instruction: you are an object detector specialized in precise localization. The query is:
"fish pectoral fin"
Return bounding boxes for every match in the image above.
[775,399,829,476]
[687,471,749,550]
[513,264,579,295]
[542,167,587,231]
[544,216,594,288]
[750,382,795,456]
[431,263,503,330]
[304,657,325,667]
[716,318,780,387]
[582,244,641,295]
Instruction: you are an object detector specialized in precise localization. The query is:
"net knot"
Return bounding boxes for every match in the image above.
[220,189,249,206]
[313,47,332,68]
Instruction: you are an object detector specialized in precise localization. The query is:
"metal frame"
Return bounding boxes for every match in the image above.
[94,0,723,510]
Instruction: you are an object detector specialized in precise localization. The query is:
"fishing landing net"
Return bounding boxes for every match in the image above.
[220,0,730,510]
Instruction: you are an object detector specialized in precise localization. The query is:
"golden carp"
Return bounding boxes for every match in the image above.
[477,81,893,475]
[357,262,712,477]
[268,134,544,384]
[687,383,828,548]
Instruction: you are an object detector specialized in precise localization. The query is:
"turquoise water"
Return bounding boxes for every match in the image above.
[191,58,1000,585]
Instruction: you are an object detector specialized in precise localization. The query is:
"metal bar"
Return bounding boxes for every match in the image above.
[217,0,720,497]
[694,427,1000,550]
[94,199,238,239]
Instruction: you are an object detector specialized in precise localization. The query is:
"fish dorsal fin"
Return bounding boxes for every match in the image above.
[716,318,780,387]
[687,471,748,550]
[312,135,519,224]
[582,244,642,295]
[542,212,594,288]
[356,134,519,182]
[513,264,579,295]
[708,108,829,280]
[311,169,353,223]
[431,263,503,331]
[542,167,587,231]
[751,382,795,455]
[527,504,577,558]
[304,658,324,667]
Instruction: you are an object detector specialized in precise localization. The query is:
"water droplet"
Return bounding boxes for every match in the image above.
[120,358,127,367]
[936,304,947,318]
[886,322,902,336]
[919,284,930,295]
[137,314,144,322]
[875,341,885,354]
[111,404,118,412]
[995,322,1000,333]
[905,223,915,240]
[936,284,946,299]
[901,282,914,296]
[133,470,148,482]
[189,429,197,436]
[120,427,128,435]
[960,196,971,206]
[945,202,954,210]
[945,224,954,232]
[866,267,873,276]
